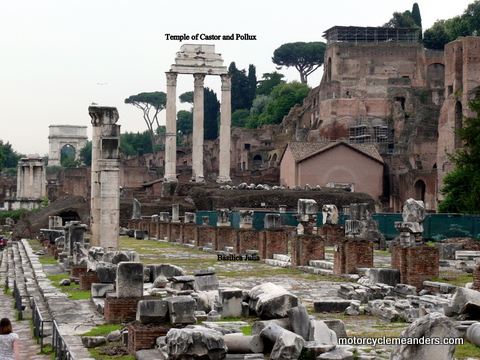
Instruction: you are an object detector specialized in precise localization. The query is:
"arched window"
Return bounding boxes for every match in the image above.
[414,180,426,202]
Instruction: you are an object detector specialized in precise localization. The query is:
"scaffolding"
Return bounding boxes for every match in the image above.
[323,26,421,45]
[348,118,390,144]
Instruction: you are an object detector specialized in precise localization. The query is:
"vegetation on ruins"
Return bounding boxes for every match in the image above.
[245,81,311,128]
[124,91,167,162]
[272,42,326,84]
[423,0,480,49]
[439,97,480,213]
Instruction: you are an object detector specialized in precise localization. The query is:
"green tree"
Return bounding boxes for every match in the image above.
[231,109,250,127]
[124,91,166,160]
[256,72,285,96]
[247,81,311,128]
[383,11,416,28]
[179,91,194,104]
[439,97,480,213]
[79,141,92,166]
[412,3,422,28]
[0,140,24,168]
[204,87,220,140]
[177,110,193,135]
[0,145,4,171]
[423,20,451,49]
[272,42,326,84]
[229,62,257,111]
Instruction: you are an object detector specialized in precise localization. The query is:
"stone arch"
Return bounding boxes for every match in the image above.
[48,125,88,166]
[427,63,445,87]
[414,179,426,202]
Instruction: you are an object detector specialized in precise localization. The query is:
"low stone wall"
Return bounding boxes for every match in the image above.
[127,321,170,351]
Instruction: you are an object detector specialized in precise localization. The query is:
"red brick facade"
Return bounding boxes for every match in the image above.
[71,265,87,278]
[318,224,345,246]
[197,226,216,248]
[104,297,143,324]
[216,227,237,251]
[334,238,373,276]
[127,321,169,351]
[391,244,439,290]
[258,229,289,260]
[79,271,100,291]
[291,235,325,267]
[237,229,261,254]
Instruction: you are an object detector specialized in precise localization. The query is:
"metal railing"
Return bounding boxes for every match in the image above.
[13,279,75,360]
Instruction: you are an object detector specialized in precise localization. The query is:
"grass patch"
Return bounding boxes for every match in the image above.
[39,256,57,264]
[82,324,123,337]
[46,274,91,299]
[454,339,479,359]
[374,250,390,255]
[239,325,252,335]
[87,342,134,360]
[431,272,473,287]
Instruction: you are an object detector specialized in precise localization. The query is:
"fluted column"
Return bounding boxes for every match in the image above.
[164,72,178,182]
[217,74,232,183]
[192,73,206,183]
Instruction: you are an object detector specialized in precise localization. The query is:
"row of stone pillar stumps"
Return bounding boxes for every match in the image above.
[128,200,389,281]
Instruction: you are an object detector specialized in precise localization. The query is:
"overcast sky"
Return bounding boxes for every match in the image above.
[0,0,474,156]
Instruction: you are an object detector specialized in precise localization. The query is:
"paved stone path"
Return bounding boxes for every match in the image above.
[0,250,50,360]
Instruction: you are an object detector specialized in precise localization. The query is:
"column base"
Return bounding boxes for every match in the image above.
[163,175,178,183]
[216,176,232,183]
[190,176,205,183]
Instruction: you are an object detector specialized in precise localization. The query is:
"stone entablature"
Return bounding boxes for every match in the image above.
[170,44,228,75]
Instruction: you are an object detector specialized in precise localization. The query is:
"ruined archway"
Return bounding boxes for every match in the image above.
[414,179,426,202]
[48,125,88,166]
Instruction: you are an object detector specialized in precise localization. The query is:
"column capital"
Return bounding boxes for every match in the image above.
[194,73,206,87]
[221,74,232,91]
[166,72,178,86]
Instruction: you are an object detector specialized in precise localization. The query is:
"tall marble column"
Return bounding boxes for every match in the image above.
[164,72,178,182]
[89,106,121,250]
[218,74,232,183]
[192,73,206,183]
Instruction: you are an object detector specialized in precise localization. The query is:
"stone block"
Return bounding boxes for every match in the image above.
[96,262,117,283]
[219,288,243,317]
[91,283,115,298]
[314,299,352,313]
[166,327,226,359]
[287,304,310,340]
[116,262,144,298]
[136,300,169,324]
[309,319,337,345]
[248,283,299,319]
[166,297,197,325]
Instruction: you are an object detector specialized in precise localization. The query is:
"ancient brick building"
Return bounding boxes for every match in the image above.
[278,26,461,212]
